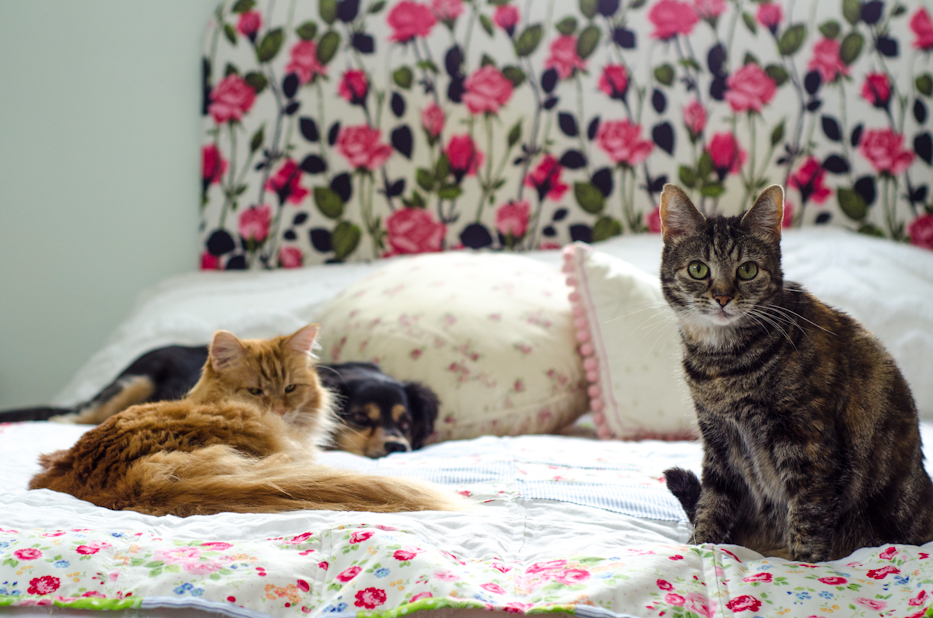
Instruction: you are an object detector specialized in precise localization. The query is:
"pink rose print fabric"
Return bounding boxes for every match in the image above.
[200,0,933,269]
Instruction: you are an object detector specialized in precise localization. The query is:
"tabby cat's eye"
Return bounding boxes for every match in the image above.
[688,261,709,279]
[247,387,263,396]
[284,384,296,393]
[737,262,759,280]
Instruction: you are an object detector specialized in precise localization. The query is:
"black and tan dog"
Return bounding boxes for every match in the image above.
[1,347,438,458]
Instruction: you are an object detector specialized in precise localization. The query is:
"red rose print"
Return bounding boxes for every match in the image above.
[555,568,590,584]
[707,132,747,175]
[349,530,373,544]
[879,546,899,560]
[387,1,436,42]
[545,35,587,79]
[858,128,915,175]
[14,548,42,560]
[648,0,698,39]
[421,102,445,138]
[202,144,227,184]
[336,125,393,170]
[861,72,891,107]
[526,559,567,574]
[808,38,849,84]
[431,0,464,22]
[385,208,446,255]
[201,541,233,550]
[524,154,569,201]
[446,134,484,176]
[286,41,326,85]
[339,69,369,104]
[647,206,662,233]
[657,579,673,591]
[76,545,100,555]
[855,598,887,611]
[867,565,901,579]
[504,602,532,614]
[201,252,221,270]
[28,575,60,595]
[912,8,933,50]
[726,595,762,612]
[725,63,777,113]
[318,561,329,570]
[354,587,387,610]
[236,11,262,37]
[818,576,847,585]
[481,582,505,594]
[683,99,707,136]
[278,246,304,269]
[910,590,929,606]
[597,119,654,166]
[756,2,783,30]
[289,532,313,544]
[788,156,831,204]
[463,66,514,114]
[337,566,362,582]
[743,572,773,583]
[297,579,310,592]
[209,74,257,124]
[909,214,933,250]
[665,593,685,606]
[394,549,418,561]
[693,0,726,20]
[266,158,308,204]
[493,5,520,33]
[598,65,629,99]
[411,592,433,602]
[238,205,271,242]
[496,200,531,238]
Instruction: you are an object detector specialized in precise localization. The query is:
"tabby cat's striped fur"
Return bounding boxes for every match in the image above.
[659,184,933,562]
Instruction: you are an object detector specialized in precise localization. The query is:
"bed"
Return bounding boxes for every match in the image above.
[4,228,933,618]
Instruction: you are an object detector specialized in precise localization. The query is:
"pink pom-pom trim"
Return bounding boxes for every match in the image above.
[588,385,601,398]
[580,343,594,356]
[583,357,598,371]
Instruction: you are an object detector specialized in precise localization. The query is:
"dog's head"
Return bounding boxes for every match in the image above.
[319,362,439,458]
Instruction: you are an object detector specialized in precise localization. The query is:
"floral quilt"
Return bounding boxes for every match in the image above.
[3,424,933,618]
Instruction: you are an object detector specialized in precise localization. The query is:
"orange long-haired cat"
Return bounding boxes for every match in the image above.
[30,325,463,516]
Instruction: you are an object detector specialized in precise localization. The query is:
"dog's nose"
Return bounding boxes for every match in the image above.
[384,441,410,454]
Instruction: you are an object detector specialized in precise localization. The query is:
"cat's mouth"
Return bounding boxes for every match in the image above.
[704,307,741,326]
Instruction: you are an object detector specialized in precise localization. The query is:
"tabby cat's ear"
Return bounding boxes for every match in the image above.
[741,185,784,239]
[286,324,321,356]
[210,330,246,371]
[660,184,705,243]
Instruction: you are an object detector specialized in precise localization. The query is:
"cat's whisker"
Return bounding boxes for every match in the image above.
[747,309,797,351]
[759,304,837,336]
[601,301,672,324]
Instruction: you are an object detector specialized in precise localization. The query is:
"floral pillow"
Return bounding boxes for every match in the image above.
[315,252,588,442]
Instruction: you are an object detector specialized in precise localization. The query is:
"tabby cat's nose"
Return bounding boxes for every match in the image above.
[713,294,733,307]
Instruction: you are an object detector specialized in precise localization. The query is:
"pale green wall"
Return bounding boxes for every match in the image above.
[0,0,220,408]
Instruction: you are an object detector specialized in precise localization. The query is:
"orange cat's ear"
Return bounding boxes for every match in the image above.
[210,330,246,371]
[286,324,321,356]
[742,185,784,239]
[660,184,705,243]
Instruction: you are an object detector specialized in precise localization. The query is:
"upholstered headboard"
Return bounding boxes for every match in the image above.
[199,0,933,269]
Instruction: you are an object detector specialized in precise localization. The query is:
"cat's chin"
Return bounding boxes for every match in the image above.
[677,312,742,349]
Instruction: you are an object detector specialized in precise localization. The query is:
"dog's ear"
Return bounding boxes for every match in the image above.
[404,381,439,449]
[315,364,350,414]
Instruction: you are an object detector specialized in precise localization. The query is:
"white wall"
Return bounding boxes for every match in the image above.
[0,0,219,408]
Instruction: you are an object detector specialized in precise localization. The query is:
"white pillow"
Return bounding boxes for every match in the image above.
[316,252,588,442]
[562,243,697,440]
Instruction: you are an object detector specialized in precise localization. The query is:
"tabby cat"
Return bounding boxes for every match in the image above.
[659,184,933,562]
[30,325,463,516]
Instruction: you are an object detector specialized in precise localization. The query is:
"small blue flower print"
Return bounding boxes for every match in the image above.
[895,575,910,585]
[375,568,390,578]
[110,533,125,539]
[325,602,348,613]
[174,583,194,596]
[819,591,834,600]
[54,560,70,568]
[0,542,9,549]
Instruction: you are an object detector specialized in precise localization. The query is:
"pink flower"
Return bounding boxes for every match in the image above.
[201,542,233,550]
[27,576,60,596]
[861,72,891,107]
[355,587,387,610]
[665,593,686,606]
[725,63,777,113]
[493,5,520,33]
[434,570,460,581]
[278,246,304,268]
[726,595,762,612]
[238,205,271,242]
[209,74,256,123]
[318,561,329,570]
[879,546,899,560]
[349,530,373,544]
[394,549,418,561]
[496,200,531,238]
[202,144,227,184]
[385,208,446,255]
[867,565,900,579]
[388,1,436,42]
[287,532,313,544]
[339,69,369,103]
[648,0,698,39]
[411,592,433,602]
[545,35,587,79]
[337,566,362,582]
[296,579,310,593]
[504,602,532,614]
[683,99,707,136]
[707,132,747,175]
[756,2,783,30]
[647,206,662,233]
[598,65,629,99]
[524,154,568,201]
[76,545,100,555]
[657,579,674,591]
[422,103,445,138]
[687,592,714,617]
[446,134,484,176]
[81,591,106,598]
[912,8,933,50]
[463,66,514,114]
[201,253,221,270]
[527,559,566,574]
[859,128,916,175]
[693,0,726,20]
[15,548,42,560]
[855,598,887,611]
[286,40,326,85]
[236,11,262,37]
[743,572,773,583]
[555,569,590,584]
[337,125,393,170]
[431,0,464,22]
[789,156,831,204]
[481,582,505,594]
[910,214,933,250]
[910,590,929,607]
[808,38,849,85]
[818,576,847,585]
[597,119,654,166]
[266,158,308,204]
